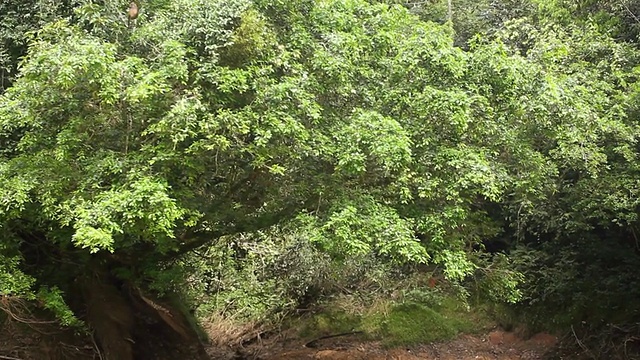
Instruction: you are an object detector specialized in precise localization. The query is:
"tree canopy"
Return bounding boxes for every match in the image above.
[2,0,640,358]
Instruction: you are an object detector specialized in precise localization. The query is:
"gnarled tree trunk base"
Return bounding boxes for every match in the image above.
[78,272,208,360]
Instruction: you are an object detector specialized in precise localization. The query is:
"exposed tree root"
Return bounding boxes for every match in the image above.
[557,322,640,360]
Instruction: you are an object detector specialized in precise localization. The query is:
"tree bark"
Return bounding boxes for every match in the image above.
[78,267,208,360]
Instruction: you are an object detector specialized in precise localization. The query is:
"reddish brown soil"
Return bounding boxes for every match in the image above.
[208,329,558,360]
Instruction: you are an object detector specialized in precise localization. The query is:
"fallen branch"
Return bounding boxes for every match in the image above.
[0,355,24,360]
[571,325,597,360]
[304,331,364,348]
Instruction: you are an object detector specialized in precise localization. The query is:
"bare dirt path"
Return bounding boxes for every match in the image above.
[208,329,558,360]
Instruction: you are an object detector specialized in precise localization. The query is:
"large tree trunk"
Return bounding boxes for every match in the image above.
[78,270,208,360]
[16,231,208,359]
[80,275,135,360]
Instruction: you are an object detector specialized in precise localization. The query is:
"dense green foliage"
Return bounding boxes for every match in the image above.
[1,0,640,358]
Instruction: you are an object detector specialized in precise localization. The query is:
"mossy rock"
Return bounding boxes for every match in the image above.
[381,303,457,347]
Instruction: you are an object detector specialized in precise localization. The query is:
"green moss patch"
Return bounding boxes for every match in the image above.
[292,294,495,348]
[296,311,363,339]
[380,303,457,347]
